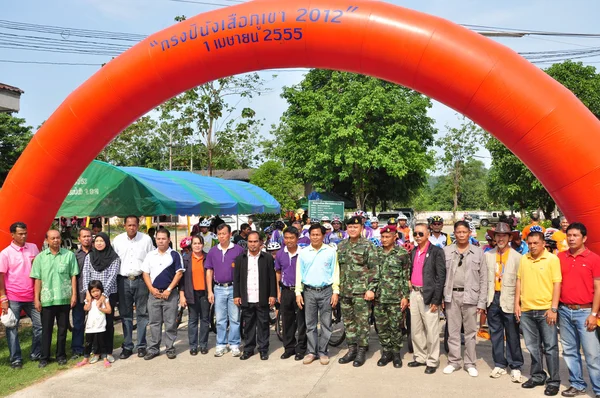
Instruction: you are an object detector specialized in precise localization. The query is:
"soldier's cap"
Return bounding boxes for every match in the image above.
[380,225,397,234]
[387,217,397,225]
[347,216,363,225]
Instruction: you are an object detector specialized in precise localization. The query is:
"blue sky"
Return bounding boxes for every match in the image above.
[2,0,600,170]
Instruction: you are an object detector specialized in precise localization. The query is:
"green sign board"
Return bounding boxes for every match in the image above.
[308,200,345,221]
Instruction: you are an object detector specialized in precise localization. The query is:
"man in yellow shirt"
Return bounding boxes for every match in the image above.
[515,231,562,396]
[550,216,569,253]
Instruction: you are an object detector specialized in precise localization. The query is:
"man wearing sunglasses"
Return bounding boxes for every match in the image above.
[442,221,487,377]
[408,223,446,374]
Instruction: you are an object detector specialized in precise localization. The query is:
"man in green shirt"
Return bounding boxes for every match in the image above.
[30,230,79,368]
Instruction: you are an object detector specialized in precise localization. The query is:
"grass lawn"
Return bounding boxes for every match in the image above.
[0,326,124,397]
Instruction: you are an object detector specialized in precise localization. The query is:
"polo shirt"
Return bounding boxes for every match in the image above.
[558,249,600,305]
[30,248,79,307]
[205,242,244,284]
[113,232,154,277]
[551,230,568,253]
[274,246,300,287]
[295,244,340,296]
[0,242,39,302]
[191,254,206,291]
[429,233,450,248]
[141,248,184,290]
[411,241,429,287]
[518,251,562,311]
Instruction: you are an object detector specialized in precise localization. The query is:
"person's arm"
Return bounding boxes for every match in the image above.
[477,250,488,311]
[432,248,446,310]
[70,275,77,308]
[268,257,276,307]
[233,257,241,306]
[82,255,91,294]
[99,297,112,314]
[514,278,522,322]
[275,271,282,303]
[34,279,42,312]
[364,246,379,301]
[142,272,160,298]
[295,254,304,309]
[0,254,7,314]
[331,251,340,307]
[162,270,184,300]
[545,282,561,325]
[587,279,600,331]
[206,269,215,304]
[102,259,120,298]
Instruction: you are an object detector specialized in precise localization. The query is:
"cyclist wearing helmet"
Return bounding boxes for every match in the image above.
[266,241,281,259]
[180,236,193,258]
[269,220,285,246]
[326,216,348,245]
[396,214,413,244]
[320,216,331,224]
[429,216,451,248]
[196,219,218,254]
[370,217,381,239]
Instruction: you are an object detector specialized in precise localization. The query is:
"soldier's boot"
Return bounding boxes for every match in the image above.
[352,346,368,367]
[338,345,357,364]
[377,351,393,367]
[392,352,403,368]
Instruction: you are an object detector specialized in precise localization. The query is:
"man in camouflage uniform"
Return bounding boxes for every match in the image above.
[337,216,379,367]
[374,225,410,368]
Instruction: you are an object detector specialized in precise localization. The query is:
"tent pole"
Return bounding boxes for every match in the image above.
[187,215,191,235]
[236,214,239,232]
[107,217,110,237]
[174,215,178,248]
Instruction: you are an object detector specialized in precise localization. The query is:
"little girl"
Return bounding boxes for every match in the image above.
[77,280,112,368]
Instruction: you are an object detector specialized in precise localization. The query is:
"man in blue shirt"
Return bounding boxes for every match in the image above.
[295,224,340,366]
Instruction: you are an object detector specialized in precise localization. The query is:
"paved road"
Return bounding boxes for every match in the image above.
[10,320,596,398]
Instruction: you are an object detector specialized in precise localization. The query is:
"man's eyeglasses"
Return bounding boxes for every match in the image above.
[413,232,425,238]
[458,253,464,267]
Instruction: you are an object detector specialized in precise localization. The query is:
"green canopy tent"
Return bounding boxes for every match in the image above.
[57,160,280,217]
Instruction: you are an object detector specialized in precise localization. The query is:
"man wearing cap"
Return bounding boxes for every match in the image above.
[556,222,600,398]
[337,216,379,367]
[374,225,410,368]
[408,223,446,374]
[326,216,348,245]
[515,230,562,396]
[484,222,524,382]
[442,221,487,377]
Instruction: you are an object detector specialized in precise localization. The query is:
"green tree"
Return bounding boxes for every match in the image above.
[436,117,483,220]
[269,70,436,210]
[249,161,303,212]
[485,60,600,217]
[0,113,33,185]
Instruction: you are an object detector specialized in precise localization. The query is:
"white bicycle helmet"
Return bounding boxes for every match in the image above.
[267,242,281,251]
[199,219,211,227]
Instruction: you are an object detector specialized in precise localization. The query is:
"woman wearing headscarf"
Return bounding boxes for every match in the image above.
[81,232,121,363]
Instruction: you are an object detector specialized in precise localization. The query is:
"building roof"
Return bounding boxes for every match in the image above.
[193,169,254,181]
[0,83,24,94]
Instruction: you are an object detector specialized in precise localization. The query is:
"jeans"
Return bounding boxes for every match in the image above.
[304,286,332,357]
[520,310,560,387]
[147,289,179,354]
[559,306,600,394]
[214,285,240,349]
[71,301,85,354]
[117,276,149,351]
[188,290,210,350]
[487,291,523,369]
[6,301,42,364]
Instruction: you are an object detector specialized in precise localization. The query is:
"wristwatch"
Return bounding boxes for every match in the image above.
[551,307,558,313]
[166,287,172,292]
[592,312,598,317]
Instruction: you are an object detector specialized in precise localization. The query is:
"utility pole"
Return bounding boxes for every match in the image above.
[169,130,173,170]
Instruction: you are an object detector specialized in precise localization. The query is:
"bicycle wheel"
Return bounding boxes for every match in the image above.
[176,305,185,327]
[328,303,346,347]
[276,310,283,342]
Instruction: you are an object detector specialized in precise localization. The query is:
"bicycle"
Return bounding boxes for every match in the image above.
[275,301,346,346]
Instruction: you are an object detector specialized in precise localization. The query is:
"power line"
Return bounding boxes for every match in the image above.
[0,59,102,66]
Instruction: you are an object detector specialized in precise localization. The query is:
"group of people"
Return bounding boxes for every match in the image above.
[1,212,599,398]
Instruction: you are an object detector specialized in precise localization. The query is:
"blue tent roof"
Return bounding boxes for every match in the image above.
[57,161,280,217]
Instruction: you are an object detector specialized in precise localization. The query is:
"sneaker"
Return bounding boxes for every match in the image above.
[214,347,229,357]
[467,367,479,377]
[443,365,458,374]
[231,347,241,357]
[319,355,330,365]
[106,355,115,363]
[90,355,100,364]
[303,354,316,365]
[10,361,23,370]
[510,369,523,383]
[490,367,507,378]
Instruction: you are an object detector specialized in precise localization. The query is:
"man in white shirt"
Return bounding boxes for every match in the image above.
[233,232,276,360]
[112,215,154,359]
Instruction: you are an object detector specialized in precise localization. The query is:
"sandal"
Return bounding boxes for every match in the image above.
[103,358,111,368]
[76,359,89,367]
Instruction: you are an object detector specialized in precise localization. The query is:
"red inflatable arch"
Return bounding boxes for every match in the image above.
[2,0,600,250]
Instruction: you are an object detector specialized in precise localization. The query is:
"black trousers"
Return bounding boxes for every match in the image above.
[102,293,118,355]
[242,303,270,354]
[84,332,106,357]
[280,287,307,354]
[41,305,70,361]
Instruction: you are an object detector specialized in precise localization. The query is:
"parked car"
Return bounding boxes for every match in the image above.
[464,213,482,229]
[479,211,505,227]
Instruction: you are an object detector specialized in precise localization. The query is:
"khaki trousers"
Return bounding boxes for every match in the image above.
[409,290,441,367]
[446,291,478,369]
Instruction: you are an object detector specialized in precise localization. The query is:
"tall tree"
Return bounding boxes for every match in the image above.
[436,117,483,220]
[485,60,600,217]
[269,70,436,210]
[249,161,303,212]
[0,113,33,185]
